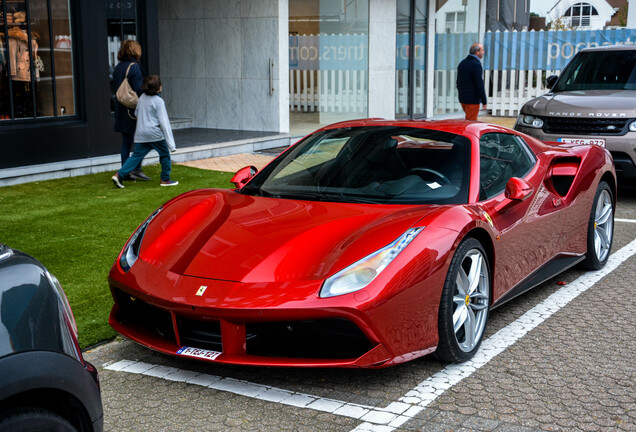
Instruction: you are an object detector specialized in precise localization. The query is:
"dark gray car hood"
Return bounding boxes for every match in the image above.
[521,90,636,117]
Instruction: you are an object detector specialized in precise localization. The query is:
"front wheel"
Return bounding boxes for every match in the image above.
[0,408,78,432]
[436,238,491,363]
[580,181,614,270]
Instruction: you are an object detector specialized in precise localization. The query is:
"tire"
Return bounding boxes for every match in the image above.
[0,408,78,432]
[580,181,614,270]
[436,237,491,363]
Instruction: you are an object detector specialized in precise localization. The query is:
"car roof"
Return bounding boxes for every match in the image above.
[317,118,506,137]
[313,118,555,159]
[580,44,636,53]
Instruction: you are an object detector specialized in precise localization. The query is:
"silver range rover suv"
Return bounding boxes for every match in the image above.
[515,45,636,183]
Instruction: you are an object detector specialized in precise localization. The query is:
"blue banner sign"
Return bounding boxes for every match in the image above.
[483,28,636,71]
[289,34,368,71]
[289,29,636,72]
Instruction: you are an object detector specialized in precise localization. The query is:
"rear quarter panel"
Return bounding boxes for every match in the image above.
[548,144,616,254]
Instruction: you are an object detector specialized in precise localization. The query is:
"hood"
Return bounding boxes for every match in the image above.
[138,189,434,283]
[521,90,636,117]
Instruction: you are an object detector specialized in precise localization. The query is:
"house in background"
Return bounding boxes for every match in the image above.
[486,0,531,31]
[434,0,481,33]
[546,0,627,29]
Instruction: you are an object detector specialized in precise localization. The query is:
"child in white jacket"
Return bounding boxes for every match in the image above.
[112,75,178,188]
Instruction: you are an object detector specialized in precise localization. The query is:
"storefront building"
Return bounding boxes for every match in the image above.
[0,0,494,185]
[1,0,160,182]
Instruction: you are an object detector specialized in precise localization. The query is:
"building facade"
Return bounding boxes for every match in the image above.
[0,0,493,184]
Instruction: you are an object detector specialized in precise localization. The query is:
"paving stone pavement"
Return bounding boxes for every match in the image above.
[425,255,636,431]
[179,153,276,173]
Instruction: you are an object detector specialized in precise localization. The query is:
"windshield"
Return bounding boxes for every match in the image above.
[553,50,636,92]
[240,126,471,205]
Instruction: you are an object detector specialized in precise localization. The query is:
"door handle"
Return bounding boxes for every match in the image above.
[269,58,274,96]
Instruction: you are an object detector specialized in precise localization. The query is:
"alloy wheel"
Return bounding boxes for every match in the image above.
[594,189,613,263]
[452,249,490,352]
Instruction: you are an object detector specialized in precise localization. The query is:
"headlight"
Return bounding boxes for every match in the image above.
[320,227,423,298]
[120,207,162,272]
[629,121,636,132]
[517,114,544,129]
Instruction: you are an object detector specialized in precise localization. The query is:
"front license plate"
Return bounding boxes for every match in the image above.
[557,138,606,147]
[177,346,222,361]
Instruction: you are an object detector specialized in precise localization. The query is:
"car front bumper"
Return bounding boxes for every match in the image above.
[108,256,443,368]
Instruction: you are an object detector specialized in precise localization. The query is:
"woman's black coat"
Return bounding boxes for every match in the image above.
[112,60,143,134]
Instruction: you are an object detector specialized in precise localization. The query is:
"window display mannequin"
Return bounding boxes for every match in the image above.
[8,27,38,82]
[7,27,39,117]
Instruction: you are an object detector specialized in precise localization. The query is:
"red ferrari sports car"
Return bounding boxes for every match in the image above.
[108,119,615,367]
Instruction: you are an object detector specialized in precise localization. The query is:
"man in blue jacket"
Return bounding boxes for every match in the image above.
[456,43,487,121]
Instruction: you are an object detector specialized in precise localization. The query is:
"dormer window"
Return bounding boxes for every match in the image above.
[564,2,599,28]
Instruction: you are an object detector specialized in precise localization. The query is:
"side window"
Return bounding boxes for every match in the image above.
[479,133,535,200]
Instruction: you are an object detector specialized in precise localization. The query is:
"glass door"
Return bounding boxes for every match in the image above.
[289,0,369,137]
[107,0,136,111]
[396,0,427,119]
[433,0,480,116]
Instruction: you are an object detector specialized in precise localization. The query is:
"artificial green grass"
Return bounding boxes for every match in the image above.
[0,164,233,349]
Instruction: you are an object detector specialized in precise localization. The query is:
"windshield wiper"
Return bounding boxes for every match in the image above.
[323,194,379,204]
[258,189,281,198]
[244,189,324,201]
[239,187,280,198]
[251,190,380,204]
[276,192,323,201]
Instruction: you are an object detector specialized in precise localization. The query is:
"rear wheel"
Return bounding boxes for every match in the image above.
[436,238,490,363]
[581,181,614,270]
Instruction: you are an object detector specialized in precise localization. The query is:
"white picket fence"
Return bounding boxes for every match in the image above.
[290,68,555,117]
[484,69,560,116]
[289,69,367,113]
[430,69,559,117]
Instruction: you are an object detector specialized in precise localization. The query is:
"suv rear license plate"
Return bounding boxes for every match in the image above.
[177,346,222,360]
[557,138,606,147]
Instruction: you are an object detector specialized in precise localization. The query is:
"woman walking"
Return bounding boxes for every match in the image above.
[112,40,149,181]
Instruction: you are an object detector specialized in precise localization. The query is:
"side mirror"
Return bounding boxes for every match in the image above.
[545,75,558,89]
[231,165,258,188]
[505,177,534,201]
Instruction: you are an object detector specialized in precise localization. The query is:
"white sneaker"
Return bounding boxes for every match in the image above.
[112,173,124,188]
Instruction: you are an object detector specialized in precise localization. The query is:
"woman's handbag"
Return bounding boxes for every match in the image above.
[116,62,138,108]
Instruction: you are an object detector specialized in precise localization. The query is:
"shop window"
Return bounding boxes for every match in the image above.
[0,0,75,120]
